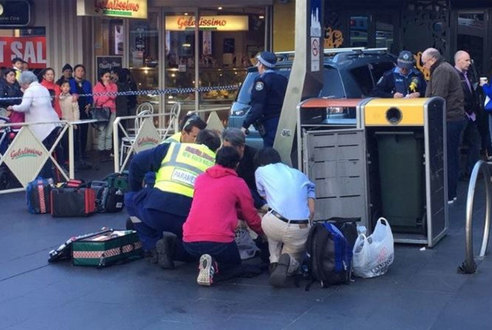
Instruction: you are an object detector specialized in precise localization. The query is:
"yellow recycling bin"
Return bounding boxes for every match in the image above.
[360,97,447,247]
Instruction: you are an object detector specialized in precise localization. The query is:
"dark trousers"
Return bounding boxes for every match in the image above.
[125,191,191,261]
[40,128,64,180]
[461,119,481,175]
[78,110,89,158]
[447,119,466,200]
[183,241,241,271]
[262,117,280,148]
[183,241,264,281]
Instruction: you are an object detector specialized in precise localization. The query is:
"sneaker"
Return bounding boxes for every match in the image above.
[155,232,176,269]
[269,253,290,288]
[197,254,217,286]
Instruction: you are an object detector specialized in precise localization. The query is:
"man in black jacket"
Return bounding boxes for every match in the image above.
[454,50,481,179]
[222,128,266,209]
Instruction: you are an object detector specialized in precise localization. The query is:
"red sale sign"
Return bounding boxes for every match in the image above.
[0,36,47,69]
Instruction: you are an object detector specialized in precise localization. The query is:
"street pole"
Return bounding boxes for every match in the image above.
[273,0,324,167]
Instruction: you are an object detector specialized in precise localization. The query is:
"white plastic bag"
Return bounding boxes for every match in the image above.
[352,217,394,278]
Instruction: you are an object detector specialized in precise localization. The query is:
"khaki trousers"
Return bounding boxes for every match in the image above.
[261,212,310,274]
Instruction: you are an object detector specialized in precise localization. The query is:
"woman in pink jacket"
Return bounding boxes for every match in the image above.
[182,146,264,286]
[93,69,117,161]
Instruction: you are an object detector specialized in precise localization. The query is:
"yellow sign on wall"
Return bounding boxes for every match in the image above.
[166,16,249,31]
[77,0,147,19]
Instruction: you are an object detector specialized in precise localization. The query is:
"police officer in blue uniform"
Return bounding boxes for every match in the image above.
[372,50,426,99]
[241,51,288,147]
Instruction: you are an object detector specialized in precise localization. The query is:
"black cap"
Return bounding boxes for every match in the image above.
[62,63,73,72]
[11,57,23,64]
[397,51,415,69]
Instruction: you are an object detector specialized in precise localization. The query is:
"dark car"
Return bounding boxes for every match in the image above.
[227,48,397,148]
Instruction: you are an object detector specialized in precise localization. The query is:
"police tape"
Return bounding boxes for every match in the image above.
[0,84,239,101]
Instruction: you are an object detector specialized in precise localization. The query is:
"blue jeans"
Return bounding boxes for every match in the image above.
[447,119,466,199]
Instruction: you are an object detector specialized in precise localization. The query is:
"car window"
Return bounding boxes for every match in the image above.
[320,66,345,98]
[350,65,373,96]
[236,72,258,104]
[370,62,396,84]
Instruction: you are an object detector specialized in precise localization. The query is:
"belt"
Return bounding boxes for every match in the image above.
[270,209,309,224]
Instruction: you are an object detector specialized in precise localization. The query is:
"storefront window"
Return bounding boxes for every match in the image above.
[458,11,485,75]
[350,16,369,47]
[164,8,264,122]
[128,12,159,105]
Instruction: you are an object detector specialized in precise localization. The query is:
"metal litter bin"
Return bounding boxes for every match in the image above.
[360,97,447,247]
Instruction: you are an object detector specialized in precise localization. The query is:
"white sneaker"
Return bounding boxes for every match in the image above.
[197,254,217,286]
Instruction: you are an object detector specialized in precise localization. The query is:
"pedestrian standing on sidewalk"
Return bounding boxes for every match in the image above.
[93,69,117,162]
[241,51,288,147]
[454,50,481,179]
[422,47,465,204]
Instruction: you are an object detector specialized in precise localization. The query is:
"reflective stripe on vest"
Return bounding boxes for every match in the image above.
[154,142,215,197]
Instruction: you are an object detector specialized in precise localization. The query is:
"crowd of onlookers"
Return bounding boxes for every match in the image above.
[0,56,139,173]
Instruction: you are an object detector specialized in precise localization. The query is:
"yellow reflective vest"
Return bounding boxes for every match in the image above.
[162,132,181,144]
[154,142,215,197]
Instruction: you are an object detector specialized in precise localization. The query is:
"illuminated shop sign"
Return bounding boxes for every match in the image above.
[0,0,30,26]
[0,36,46,69]
[77,0,148,19]
[166,16,249,31]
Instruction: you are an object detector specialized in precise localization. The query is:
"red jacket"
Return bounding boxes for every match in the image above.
[40,80,61,118]
[183,164,263,243]
[93,81,117,113]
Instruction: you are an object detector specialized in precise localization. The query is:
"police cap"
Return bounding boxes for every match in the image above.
[256,51,277,68]
[397,50,415,70]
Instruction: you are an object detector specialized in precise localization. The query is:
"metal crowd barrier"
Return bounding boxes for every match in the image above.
[459,160,492,274]
[0,119,93,194]
[112,103,230,173]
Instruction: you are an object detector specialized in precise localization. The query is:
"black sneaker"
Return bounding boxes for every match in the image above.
[269,253,290,288]
[155,232,176,269]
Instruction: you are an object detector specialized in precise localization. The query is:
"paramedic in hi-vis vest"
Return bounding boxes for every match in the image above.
[125,129,221,269]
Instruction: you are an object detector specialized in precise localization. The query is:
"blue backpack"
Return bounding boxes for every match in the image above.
[305,222,353,289]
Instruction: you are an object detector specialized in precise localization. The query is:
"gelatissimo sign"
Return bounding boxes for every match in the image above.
[10,147,43,159]
[166,15,249,31]
[0,0,30,26]
[77,0,147,19]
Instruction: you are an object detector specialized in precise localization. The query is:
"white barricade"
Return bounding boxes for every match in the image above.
[112,103,230,173]
[0,120,71,194]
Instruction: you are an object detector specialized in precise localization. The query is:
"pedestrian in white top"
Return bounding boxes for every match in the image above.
[7,71,62,178]
[8,71,60,142]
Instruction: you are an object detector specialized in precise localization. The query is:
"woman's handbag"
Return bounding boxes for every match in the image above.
[90,107,110,123]
[352,217,394,278]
